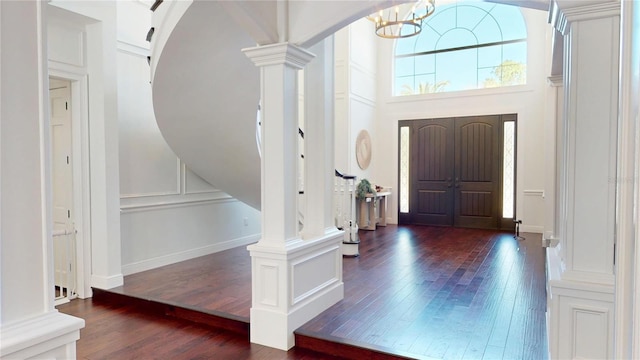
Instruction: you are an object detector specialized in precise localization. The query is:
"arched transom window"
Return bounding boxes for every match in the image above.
[395,1,527,95]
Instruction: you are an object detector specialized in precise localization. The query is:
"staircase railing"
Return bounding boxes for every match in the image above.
[53,225,77,305]
[334,170,358,244]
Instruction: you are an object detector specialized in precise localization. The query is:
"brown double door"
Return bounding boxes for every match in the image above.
[401,115,508,229]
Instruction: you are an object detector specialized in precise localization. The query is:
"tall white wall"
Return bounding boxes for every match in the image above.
[334,18,378,181]
[373,8,550,230]
[116,1,260,275]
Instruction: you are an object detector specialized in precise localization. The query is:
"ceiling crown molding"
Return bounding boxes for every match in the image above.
[549,0,620,35]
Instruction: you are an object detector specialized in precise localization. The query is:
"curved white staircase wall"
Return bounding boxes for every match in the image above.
[149,0,409,211]
[152,0,261,209]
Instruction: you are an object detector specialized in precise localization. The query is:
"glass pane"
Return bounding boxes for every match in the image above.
[396,75,416,96]
[414,54,435,75]
[393,1,528,96]
[395,36,418,56]
[503,41,527,63]
[400,126,410,213]
[415,26,439,53]
[492,5,527,40]
[474,15,502,44]
[436,47,478,91]
[436,28,477,51]
[395,56,415,77]
[478,67,498,88]
[425,6,456,36]
[415,74,439,93]
[478,44,502,68]
[457,4,489,31]
[503,121,515,218]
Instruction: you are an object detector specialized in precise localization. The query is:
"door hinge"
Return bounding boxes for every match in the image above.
[68,210,71,218]
[66,155,70,164]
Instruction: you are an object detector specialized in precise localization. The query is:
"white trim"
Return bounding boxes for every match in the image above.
[90,273,124,290]
[615,1,640,358]
[523,189,545,197]
[181,161,219,194]
[116,40,150,57]
[121,234,260,275]
[520,224,544,234]
[547,75,563,87]
[387,84,535,104]
[120,191,234,213]
[243,42,316,69]
[120,191,182,199]
[38,0,55,312]
[48,69,92,300]
[47,60,84,75]
[0,311,84,359]
[551,1,620,35]
[350,92,376,108]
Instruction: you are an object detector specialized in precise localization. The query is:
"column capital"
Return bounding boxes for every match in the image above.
[549,0,620,35]
[547,75,563,87]
[243,42,315,69]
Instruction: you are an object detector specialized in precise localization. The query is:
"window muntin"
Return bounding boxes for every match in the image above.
[394,1,527,95]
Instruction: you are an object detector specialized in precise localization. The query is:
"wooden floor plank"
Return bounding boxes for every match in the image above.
[58,225,548,359]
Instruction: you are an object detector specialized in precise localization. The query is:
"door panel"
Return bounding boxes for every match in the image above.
[404,115,505,229]
[412,119,454,225]
[50,85,73,231]
[454,116,501,228]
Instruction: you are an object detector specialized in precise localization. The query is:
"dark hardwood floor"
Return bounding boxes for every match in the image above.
[58,225,548,360]
[58,296,337,360]
[102,244,252,320]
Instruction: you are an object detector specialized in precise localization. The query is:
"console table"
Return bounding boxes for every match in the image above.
[357,191,391,231]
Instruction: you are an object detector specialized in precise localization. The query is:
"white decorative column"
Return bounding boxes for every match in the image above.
[614,1,640,358]
[547,1,620,359]
[243,42,344,350]
[544,73,562,239]
[0,1,84,358]
[303,37,339,238]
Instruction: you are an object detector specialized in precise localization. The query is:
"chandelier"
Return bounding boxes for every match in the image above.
[367,0,436,39]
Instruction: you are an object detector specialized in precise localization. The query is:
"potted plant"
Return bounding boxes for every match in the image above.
[356,179,376,200]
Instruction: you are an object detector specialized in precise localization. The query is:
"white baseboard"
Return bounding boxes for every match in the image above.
[91,273,124,289]
[121,233,260,275]
[520,225,544,234]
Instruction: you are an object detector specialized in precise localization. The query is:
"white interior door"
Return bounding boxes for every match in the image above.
[50,80,74,291]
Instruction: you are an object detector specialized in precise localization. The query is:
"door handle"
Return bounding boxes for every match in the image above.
[446,177,452,188]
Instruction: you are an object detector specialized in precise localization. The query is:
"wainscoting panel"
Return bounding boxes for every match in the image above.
[259,262,280,307]
[48,21,85,68]
[184,165,217,194]
[291,246,341,305]
[547,263,615,360]
[572,304,610,359]
[118,48,181,197]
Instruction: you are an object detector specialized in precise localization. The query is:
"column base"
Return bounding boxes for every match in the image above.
[546,247,615,359]
[248,229,344,350]
[0,311,85,359]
